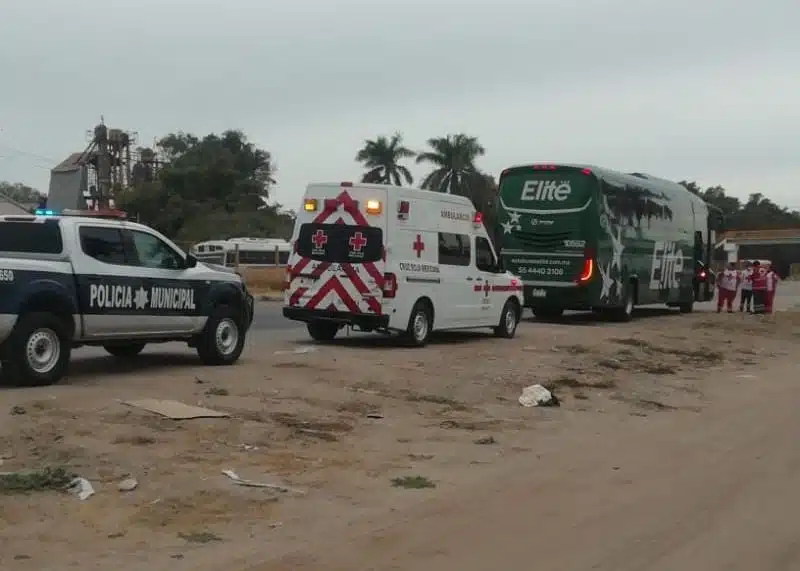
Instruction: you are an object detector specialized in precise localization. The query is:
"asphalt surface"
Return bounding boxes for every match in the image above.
[30,281,800,362]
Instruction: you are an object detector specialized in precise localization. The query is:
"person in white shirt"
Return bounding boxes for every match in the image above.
[717,262,740,313]
[738,261,753,312]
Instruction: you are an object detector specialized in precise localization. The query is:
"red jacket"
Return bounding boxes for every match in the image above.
[750,267,768,290]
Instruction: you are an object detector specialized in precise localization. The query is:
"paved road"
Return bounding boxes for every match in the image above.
[38,281,800,363]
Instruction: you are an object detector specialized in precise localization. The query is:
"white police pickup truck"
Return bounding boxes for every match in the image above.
[0,209,254,386]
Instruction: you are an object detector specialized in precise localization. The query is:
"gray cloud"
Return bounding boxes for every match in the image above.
[1,0,798,210]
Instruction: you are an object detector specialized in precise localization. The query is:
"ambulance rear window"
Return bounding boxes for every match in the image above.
[297,223,383,263]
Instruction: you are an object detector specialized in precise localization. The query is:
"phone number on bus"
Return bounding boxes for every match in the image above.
[514,266,565,277]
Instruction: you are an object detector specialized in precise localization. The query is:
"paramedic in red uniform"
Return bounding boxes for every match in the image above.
[716,262,739,313]
[765,266,779,313]
[750,261,768,314]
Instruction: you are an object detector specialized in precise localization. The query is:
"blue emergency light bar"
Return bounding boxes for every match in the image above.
[34,209,56,216]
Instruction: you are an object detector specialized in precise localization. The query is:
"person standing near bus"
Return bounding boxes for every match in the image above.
[765,266,779,313]
[739,261,753,312]
[750,260,768,314]
[717,262,739,313]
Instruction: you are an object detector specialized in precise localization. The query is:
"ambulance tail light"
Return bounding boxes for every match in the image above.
[365,199,382,215]
[473,212,483,228]
[577,248,595,284]
[382,272,398,298]
[303,199,317,212]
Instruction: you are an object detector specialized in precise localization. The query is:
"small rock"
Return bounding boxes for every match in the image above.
[474,435,496,445]
[10,405,26,415]
[118,478,138,492]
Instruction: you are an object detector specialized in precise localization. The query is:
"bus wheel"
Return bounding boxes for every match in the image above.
[533,307,563,320]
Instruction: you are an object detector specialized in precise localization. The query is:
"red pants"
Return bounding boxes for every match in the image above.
[765,290,775,313]
[717,288,735,311]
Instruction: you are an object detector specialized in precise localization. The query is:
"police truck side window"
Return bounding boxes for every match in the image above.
[79,226,127,265]
[475,236,496,272]
[131,230,184,270]
[438,232,470,266]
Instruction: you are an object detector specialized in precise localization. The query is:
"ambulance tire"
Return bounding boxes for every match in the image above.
[104,342,146,358]
[307,321,339,342]
[196,305,246,366]
[404,300,433,347]
[1,312,72,387]
[494,299,520,338]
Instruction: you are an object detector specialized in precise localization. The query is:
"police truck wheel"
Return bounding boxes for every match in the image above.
[103,343,146,358]
[307,321,339,342]
[404,301,432,347]
[196,305,245,366]
[494,300,519,338]
[1,312,71,387]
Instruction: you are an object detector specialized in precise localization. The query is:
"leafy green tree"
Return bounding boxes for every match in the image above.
[416,134,486,196]
[679,181,800,230]
[355,133,415,185]
[0,181,44,204]
[116,130,292,243]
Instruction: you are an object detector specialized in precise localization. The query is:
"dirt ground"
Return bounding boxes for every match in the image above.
[1,309,799,571]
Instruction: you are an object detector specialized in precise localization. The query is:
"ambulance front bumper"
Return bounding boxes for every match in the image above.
[283,306,389,331]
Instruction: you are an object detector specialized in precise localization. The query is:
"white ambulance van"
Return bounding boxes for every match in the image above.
[282,182,524,346]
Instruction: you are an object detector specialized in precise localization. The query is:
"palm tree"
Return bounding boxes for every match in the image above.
[355,133,416,185]
[415,134,486,196]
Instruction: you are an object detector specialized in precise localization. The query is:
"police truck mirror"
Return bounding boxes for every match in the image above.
[185,254,198,268]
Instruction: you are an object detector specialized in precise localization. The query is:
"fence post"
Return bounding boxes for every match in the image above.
[274,245,279,265]
[234,244,240,269]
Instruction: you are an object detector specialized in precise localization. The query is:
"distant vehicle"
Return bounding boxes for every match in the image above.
[191,237,291,266]
[494,164,723,321]
[283,182,523,346]
[0,208,254,386]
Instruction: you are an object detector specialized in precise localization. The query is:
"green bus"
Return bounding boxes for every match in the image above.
[495,164,723,321]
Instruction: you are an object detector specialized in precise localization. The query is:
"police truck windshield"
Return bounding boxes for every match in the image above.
[297,223,383,263]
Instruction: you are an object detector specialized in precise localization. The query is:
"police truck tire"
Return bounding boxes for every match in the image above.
[494,299,520,338]
[307,321,339,342]
[103,343,146,358]
[1,312,71,387]
[196,305,245,366]
[404,300,432,347]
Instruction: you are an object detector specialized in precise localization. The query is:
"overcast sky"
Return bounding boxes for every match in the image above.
[1,0,798,210]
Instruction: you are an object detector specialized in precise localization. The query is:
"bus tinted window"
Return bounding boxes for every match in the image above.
[297,224,382,263]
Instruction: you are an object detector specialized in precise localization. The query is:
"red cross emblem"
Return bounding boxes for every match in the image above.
[483,281,491,297]
[311,229,328,249]
[349,231,368,252]
[412,234,425,258]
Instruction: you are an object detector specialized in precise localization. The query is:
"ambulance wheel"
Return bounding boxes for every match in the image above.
[494,299,520,338]
[103,342,146,358]
[196,305,246,366]
[307,321,339,342]
[404,300,432,347]
[1,312,72,387]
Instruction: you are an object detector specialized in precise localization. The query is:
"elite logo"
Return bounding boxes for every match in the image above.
[520,180,572,202]
[649,241,685,290]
